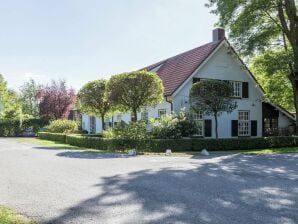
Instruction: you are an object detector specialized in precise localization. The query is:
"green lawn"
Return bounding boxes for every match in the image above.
[13,137,298,155]
[15,138,80,150]
[0,207,34,224]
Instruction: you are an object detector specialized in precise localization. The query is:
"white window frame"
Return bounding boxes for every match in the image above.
[141,110,149,121]
[104,118,111,129]
[238,111,250,136]
[89,116,96,133]
[192,111,204,136]
[230,81,242,98]
[158,109,166,118]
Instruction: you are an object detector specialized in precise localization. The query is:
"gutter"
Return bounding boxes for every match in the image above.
[165,96,173,113]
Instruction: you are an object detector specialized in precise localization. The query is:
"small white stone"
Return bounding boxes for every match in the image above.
[165,149,172,156]
[201,149,209,156]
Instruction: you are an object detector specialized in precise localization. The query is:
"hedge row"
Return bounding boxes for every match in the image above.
[38,132,298,152]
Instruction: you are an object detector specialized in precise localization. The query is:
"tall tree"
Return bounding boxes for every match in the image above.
[108,71,164,122]
[38,80,76,120]
[77,80,111,130]
[251,51,294,111]
[19,79,41,118]
[190,80,237,138]
[206,0,298,130]
[0,75,22,120]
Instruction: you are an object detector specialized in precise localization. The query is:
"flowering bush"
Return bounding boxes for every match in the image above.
[151,111,195,139]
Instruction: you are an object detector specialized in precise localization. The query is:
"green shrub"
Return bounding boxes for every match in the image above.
[151,111,196,139]
[47,119,79,133]
[37,132,298,152]
[102,121,149,140]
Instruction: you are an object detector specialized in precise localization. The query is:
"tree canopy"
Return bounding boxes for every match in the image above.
[190,80,237,138]
[19,79,41,119]
[38,80,76,120]
[251,51,294,111]
[108,71,164,122]
[77,79,111,130]
[207,0,298,129]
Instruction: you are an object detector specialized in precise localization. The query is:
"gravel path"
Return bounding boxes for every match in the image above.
[0,138,297,224]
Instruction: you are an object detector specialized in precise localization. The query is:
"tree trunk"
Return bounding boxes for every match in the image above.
[214,113,218,139]
[293,80,298,134]
[101,114,105,131]
[132,109,137,123]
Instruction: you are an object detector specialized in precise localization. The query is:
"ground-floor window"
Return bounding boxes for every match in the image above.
[141,110,148,122]
[192,111,204,136]
[89,116,96,133]
[104,118,111,129]
[238,111,250,136]
[264,118,278,136]
[158,109,166,118]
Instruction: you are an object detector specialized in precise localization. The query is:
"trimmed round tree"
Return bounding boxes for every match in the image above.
[190,80,237,138]
[108,71,164,122]
[77,80,111,130]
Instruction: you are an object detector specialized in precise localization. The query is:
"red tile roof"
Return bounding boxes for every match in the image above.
[142,40,223,96]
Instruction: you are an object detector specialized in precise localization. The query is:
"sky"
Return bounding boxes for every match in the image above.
[0,0,218,91]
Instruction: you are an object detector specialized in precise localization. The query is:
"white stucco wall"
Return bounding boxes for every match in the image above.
[278,111,294,128]
[172,43,264,138]
[82,42,294,137]
[81,101,171,133]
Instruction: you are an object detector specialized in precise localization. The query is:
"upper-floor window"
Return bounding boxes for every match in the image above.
[230,81,242,97]
[158,109,166,118]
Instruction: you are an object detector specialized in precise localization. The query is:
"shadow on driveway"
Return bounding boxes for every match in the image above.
[45,153,298,224]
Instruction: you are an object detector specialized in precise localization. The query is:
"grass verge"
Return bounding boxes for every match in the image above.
[14,137,80,150]
[0,207,34,224]
[11,137,298,155]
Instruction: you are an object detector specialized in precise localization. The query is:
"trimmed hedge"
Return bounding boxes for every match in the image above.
[38,132,298,152]
[38,132,66,143]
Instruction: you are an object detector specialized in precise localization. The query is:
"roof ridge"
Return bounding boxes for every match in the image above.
[141,40,221,71]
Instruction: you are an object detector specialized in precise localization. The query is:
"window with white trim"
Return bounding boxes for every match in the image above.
[141,110,148,121]
[238,111,250,136]
[158,109,166,118]
[192,111,204,136]
[230,81,242,97]
[90,116,96,133]
[104,118,111,129]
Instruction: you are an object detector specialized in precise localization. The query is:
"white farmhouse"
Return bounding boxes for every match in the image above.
[82,28,295,138]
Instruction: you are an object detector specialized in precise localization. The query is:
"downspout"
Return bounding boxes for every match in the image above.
[165,96,173,113]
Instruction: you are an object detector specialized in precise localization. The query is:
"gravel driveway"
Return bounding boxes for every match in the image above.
[0,138,297,224]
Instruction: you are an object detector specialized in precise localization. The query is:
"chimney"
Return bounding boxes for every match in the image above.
[213,28,225,42]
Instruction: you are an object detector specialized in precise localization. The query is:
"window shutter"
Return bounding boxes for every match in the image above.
[204,120,212,137]
[251,120,257,136]
[242,82,249,98]
[231,120,238,137]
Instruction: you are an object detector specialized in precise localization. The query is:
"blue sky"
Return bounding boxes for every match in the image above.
[0,0,218,90]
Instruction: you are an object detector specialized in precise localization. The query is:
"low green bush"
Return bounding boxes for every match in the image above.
[102,121,149,140]
[37,132,298,152]
[47,119,79,133]
[151,111,196,139]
